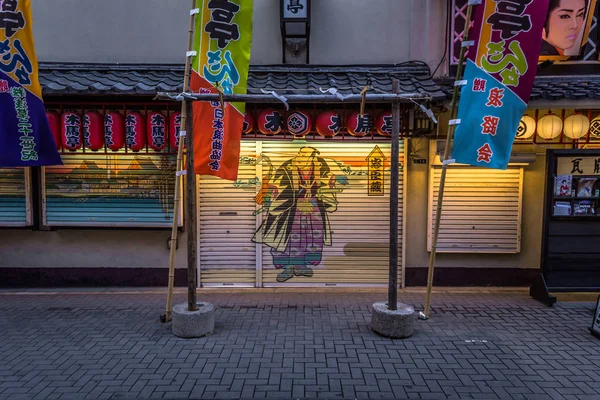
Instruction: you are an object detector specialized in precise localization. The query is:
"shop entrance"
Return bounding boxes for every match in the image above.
[197,140,405,287]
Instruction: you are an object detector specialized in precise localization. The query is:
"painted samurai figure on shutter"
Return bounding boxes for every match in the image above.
[252,147,348,282]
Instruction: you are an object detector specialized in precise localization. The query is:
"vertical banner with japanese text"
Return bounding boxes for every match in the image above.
[451,0,549,169]
[0,0,62,167]
[191,0,253,181]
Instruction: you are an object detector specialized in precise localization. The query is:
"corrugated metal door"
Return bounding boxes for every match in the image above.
[256,141,404,287]
[198,141,257,287]
[0,167,31,226]
[428,165,523,253]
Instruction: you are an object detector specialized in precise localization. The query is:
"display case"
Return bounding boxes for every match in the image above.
[532,150,600,306]
[551,156,600,217]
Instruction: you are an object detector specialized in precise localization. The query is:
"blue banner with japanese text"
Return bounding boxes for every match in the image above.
[452,0,549,169]
[0,0,62,167]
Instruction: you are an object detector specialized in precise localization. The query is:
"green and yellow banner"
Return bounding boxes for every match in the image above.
[190,0,253,181]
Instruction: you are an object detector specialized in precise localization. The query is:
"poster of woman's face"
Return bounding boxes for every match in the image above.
[540,0,597,59]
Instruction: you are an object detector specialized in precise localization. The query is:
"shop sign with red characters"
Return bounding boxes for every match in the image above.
[451,0,549,169]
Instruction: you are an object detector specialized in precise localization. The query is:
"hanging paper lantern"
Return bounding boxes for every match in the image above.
[375,111,393,137]
[515,115,536,140]
[104,112,125,151]
[346,111,372,137]
[61,111,82,151]
[258,109,283,135]
[83,111,104,151]
[146,112,167,151]
[125,111,146,152]
[590,116,600,138]
[563,113,590,140]
[316,111,341,137]
[537,112,562,140]
[243,112,254,134]
[287,110,313,137]
[46,111,61,150]
[169,112,185,150]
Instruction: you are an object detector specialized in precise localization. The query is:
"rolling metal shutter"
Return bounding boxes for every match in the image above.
[43,153,178,227]
[428,165,523,253]
[0,167,31,226]
[258,141,404,287]
[198,141,257,287]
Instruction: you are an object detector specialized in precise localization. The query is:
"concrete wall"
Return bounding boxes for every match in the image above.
[0,230,187,269]
[31,0,447,72]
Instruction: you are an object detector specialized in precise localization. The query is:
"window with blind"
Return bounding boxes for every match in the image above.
[428,165,524,253]
[43,153,179,227]
[0,167,31,227]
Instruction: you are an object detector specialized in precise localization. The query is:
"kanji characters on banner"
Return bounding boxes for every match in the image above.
[0,0,62,167]
[451,0,550,169]
[190,0,254,181]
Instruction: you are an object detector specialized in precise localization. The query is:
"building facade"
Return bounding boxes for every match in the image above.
[0,0,599,289]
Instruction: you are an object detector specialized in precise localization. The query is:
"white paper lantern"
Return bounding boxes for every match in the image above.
[537,113,562,140]
[516,115,536,140]
[563,114,590,140]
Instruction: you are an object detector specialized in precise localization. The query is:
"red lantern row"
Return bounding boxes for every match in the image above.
[244,109,393,137]
[45,111,182,152]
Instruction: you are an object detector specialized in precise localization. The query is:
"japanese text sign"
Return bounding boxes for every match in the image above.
[452,0,549,169]
[366,145,386,196]
[557,156,600,176]
[0,0,62,167]
[191,0,253,181]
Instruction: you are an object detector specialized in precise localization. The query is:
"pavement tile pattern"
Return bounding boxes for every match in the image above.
[0,290,599,400]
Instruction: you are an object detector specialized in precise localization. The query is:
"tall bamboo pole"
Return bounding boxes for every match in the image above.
[423,4,475,319]
[162,0,198,323]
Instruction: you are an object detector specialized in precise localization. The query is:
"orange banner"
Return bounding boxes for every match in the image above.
[190,0,253,181]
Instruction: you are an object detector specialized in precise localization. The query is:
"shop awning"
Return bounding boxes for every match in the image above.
[37,62,447,100]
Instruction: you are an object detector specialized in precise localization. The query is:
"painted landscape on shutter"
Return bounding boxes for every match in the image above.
[44,154,177,226]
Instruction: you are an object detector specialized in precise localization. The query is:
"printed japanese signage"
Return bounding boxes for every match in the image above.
[366,146,386,196]
[540,0,597,60]
[191,0,253,181]
[452,0,549,170]
[282,0,308,18]
[557,156,600,175]
[0,0,62,167]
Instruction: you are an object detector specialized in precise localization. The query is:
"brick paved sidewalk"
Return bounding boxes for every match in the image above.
[0,288,599,400]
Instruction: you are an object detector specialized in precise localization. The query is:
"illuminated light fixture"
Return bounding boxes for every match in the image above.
[280,0,311,63]
[515,115,536,140]
[563,113,590,140]
[537,112,562,140]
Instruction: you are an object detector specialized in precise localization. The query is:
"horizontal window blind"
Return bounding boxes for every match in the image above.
[0,167,30,226]
[44,153,179,227]
[428,166,523,253]
[199,141,258,287]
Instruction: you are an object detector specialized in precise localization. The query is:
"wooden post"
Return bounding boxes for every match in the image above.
[186,100,198,312]
[162,0,197,323]
[423,4,475,319]
[388,79,400,311]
